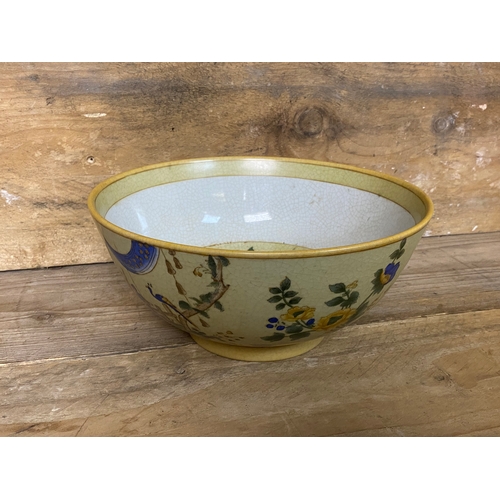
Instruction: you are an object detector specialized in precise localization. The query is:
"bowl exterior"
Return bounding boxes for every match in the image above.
[96,223,424,348]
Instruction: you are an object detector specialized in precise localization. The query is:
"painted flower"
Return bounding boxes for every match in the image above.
[280,306,316,322]
[379,262,400,285]
[346,280,358,290]
[314,308,356,332]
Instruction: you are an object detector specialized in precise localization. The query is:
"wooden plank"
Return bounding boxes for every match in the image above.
[1,232,499,364]
[1,308,500,437]
[0,264,189,364]
[1,62,500,270]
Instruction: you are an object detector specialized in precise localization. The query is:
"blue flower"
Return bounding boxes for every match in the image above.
[380,262,400,285]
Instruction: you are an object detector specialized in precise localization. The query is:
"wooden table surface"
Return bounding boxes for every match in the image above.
[1,231,499,436]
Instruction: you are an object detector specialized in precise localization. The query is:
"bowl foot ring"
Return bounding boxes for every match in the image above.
[189,334,324,362]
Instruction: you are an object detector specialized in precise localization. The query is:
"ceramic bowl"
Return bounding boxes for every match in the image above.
[88,157,433,361]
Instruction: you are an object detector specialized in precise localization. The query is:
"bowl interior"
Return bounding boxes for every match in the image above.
[92,158,431,252]
[105,175,415,250]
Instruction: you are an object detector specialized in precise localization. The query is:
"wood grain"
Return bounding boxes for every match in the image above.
[1,63,500,270]
[2,308,500,437]
[1,232,500,436]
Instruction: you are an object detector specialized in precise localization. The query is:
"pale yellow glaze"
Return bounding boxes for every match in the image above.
[190,334,324,362]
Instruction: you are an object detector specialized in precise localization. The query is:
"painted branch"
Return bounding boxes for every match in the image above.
[184,257,230,318]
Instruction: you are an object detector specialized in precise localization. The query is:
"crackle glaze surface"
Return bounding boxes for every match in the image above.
[88,157,433,355]
[106,176,416,249]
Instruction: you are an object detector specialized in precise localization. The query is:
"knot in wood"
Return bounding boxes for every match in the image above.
[294,106,327,137]
[35,313,54,322]
[433,114,455,134]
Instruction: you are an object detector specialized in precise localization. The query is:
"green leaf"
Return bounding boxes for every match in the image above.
[214,301,224,312]
[325,296,344,307]
[194,308,210,318]
[327,315,344,326]
[269,287,282,295]
[342,291,359,308]
[179,300,192,310]
[389,248,406,260]
[261,333,286,342]
[371,269,385,294]
[247,246,254,251]
[288,296,302,305]
[280,277,291,291]
[207,255,217,278]
[189,297,202,305]
[267,296,282,303]
[199,292,213,303]
[289,331,311,341]
[218,256,230,267]
[283,290,298,298]
[275,303,286,311]
[329,283,346,294]
[292,309,306,318]
[285,324,304,334]
[390,240,406,260]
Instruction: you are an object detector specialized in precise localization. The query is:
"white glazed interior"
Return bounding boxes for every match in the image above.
[105,176,416,249]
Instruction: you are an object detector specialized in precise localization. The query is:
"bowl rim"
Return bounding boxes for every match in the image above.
[88,156,434,259]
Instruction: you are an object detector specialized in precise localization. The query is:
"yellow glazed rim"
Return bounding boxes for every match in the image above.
[88,156,434,259]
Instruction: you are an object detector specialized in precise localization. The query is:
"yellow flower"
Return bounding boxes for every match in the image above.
[314,308,356,332]
[347,280,358,289]
[379,273,391,285]
[280,306,316,322]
